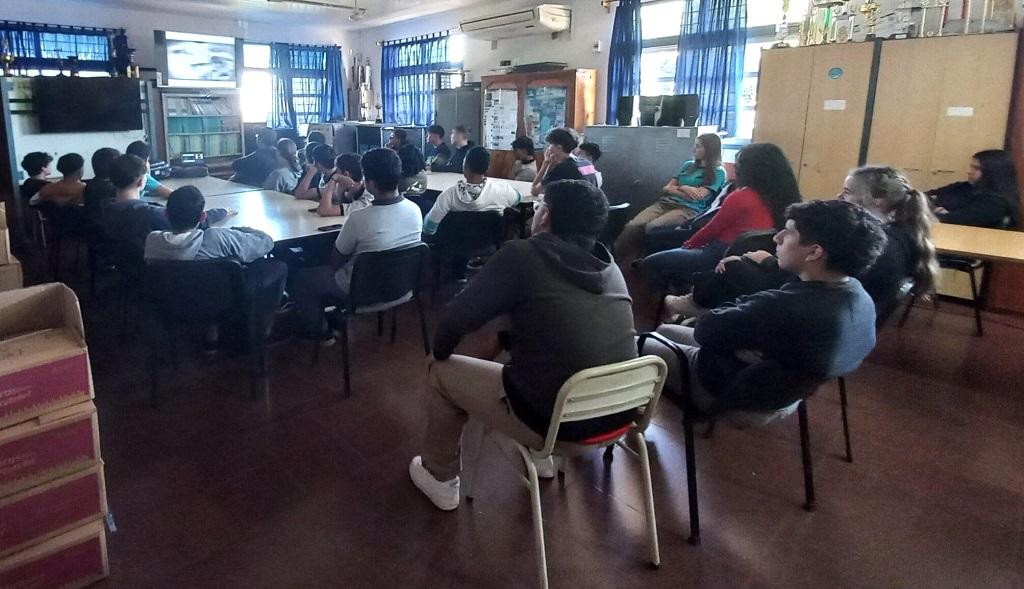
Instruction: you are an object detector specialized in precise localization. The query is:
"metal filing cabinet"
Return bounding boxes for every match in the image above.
[583,125,697,207]
[434,87,481,146]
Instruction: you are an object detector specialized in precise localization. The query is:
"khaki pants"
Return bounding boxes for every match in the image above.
[640,325,717,412]
[614,197,698,259]
[421,355,545,482]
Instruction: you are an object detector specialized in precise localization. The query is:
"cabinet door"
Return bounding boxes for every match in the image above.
[753,47,815,174]
[799,42,875,199]
[867,37,947,189]
[929,33,1016,189]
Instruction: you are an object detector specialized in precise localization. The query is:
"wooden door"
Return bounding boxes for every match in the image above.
[798,42,875,200]
[866,37,948,189]
[753,47,815,175]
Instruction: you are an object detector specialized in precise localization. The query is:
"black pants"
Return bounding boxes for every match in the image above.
[246,259,289,333]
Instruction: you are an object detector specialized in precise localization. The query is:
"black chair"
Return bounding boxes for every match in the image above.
[144,258,268,406]
[899,255,985,336]
[723,229,778,258]
[635,332,826,545]
[311,243,430,398]
[429,211,505,298]
[597,202,631,256]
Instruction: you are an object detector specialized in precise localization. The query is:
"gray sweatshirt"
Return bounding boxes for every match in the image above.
[144,226,274,263]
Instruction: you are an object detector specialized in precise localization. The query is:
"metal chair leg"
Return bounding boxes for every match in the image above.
[682,415,700,545]
[897,294,916,328]
[415,297,431,355]
[635,432,660,567]
[838,377,853,463]
[969,267,983,336]
[798,401,816,512]
[390,308,398,344]
[518,446,550,589]
[603,445,614,462]
[339,319,351,398]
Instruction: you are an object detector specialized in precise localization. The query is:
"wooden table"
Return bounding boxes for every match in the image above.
[162,176,255,197]
[931,223,1024,263]
[205,190,344,243]
[425,172,535,200]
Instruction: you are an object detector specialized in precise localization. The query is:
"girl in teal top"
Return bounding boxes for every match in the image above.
[615,133,727,260]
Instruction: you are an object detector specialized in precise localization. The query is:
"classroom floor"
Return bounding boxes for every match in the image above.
[20,250,1024,589]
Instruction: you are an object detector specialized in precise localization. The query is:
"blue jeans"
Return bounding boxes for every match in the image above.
[642,241,728,290]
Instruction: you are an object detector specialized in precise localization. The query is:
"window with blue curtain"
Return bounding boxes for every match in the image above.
[0,20,118,74]
[605,0,643,125]
[269,42,345,130]
[381,33,461,126]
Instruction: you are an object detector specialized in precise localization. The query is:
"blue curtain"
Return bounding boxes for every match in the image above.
[605,0,642,125]
[270,43,345,129]
[381,33,459,125]
[321,48,346,122]
[674,0,747,135]
[0,21,117,74]
[271,42,296,130]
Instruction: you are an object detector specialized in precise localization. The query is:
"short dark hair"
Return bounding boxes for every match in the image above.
[578,142,602,162]
[335,153,363,182]
[361,148,402,192]
[544,180,608,249]
[463,147,490,175]
[312,143,337,168]
[56,153,85,176]
[307,130,327,145]
[166,185,205,232]
[125,140,151,162]
[786,200,887,277]
[90,148,121,179]
[428,124,445,138]
[304,142,322,164]
[545,128,578,153]
[391,129,407,143]
[21,151,53,176]
[453,125,468,137]
[257,127,277,148]
[109,154,148,190]
[511,136,534,155]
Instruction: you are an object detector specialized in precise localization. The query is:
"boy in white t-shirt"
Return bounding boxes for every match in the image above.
[293,148,423,341]
[423,146,521,235]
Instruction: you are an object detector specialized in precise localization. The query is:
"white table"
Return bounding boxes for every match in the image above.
[161,176,255,197]
[205,190,344,243]
[425,172,535,200]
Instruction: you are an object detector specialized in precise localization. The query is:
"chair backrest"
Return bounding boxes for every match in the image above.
[540,356,668,454]
[875,277,914,329]
[347,243,428,312]
[143,257,247,323]
[597,202,631,250]
[724,229,778,257]
[710,359,826,415]
[432,211,504,255]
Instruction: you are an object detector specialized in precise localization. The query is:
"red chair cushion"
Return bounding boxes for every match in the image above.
[579,424,632,445]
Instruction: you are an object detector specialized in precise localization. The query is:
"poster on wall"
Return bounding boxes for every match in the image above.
[483,88,519,150]
[525,86,567,147]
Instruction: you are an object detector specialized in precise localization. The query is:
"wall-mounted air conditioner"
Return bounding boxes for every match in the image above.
[460,5,571,41]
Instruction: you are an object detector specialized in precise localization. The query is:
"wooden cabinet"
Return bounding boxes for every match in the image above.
[754,48,815,174]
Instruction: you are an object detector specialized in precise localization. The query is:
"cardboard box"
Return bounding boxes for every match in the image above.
[0,521,108,589]
[0,402,100,498]
[0,284,92,429]
[0,257,20,293]
[0,463,106,558]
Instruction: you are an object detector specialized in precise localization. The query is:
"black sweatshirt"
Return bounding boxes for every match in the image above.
[432,233,638,440]
[929,181,1014,228]
[437,142,475,174]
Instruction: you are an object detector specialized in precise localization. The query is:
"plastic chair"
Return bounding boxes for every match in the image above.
[597,202,631,256]
[429,211,504,298]
[311,243,430,398]
[144,257,268,406]
[464,356,668,589]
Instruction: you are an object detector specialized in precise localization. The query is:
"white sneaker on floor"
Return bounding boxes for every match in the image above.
[529,450,556,479]
[409,456,460,511]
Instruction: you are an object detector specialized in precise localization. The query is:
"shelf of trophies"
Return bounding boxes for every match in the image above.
[161,93,244,162]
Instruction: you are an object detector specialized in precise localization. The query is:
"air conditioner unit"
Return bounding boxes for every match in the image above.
[460,5,571,41]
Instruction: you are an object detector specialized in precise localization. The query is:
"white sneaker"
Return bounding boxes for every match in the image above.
[664,294,704,322]
[529,450,556,479]
[409,456,460,511]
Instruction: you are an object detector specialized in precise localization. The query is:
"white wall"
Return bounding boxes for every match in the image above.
[355,0,617,123]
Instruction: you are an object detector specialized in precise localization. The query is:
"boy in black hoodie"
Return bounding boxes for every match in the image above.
[409,180,637,511]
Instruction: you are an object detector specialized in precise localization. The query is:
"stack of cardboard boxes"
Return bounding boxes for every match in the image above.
[0,203,22,292]
[0,284,109,587]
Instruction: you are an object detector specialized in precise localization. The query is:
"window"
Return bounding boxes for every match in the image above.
[242,42,334,127]
[1,21,117,74]
[381,33,464,125]
[242,42,272,124]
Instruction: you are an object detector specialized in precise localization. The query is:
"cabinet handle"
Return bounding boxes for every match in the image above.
[934,169,956,173]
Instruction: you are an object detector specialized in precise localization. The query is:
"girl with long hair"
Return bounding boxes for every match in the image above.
[928,149,1020,228]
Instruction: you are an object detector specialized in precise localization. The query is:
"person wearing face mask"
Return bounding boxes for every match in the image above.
[422,147,521,235]
[436,125,475,173]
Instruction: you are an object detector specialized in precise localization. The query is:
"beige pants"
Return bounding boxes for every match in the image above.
[640,325,717,412]
[421,355,545,482]
[614,197,698,258]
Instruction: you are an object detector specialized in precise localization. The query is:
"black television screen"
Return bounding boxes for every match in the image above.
[33,77,143,133]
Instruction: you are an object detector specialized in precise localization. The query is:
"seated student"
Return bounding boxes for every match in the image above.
[615,133,726,260]
[424,124,451,169]
[125,141,172,199]
[666,166,940,324]
[643,200,886,415]
[577,142,604,189]
[104,154,229,250]
[263,139,304,194]
[388,129,428,194]
[293,142,327,201]
[530,128,599,196]
[315,153,373,217]
[83,147,120,221]
[36,153,86,206]
[20,152,53,201]
[423,147,521,235]
[641,143,800,291]
[299,130,327,163]
[509,136,538,182]
[408,180,637,510]
[927,149,1020,228]
[436,126,475,174]
[231,127,279,187]
[292,148,423,341]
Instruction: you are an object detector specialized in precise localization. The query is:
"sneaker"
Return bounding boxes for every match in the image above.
[409,456,460,511]
[529,450,556,479]
[664,294,703,321]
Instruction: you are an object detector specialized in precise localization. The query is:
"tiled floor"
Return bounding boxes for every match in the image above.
[21,250,1024,588]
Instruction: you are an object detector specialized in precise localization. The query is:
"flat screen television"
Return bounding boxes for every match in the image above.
[158,31,237,88]
[33,77,143,133]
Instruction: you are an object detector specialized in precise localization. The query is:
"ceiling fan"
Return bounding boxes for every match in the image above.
[266,0,367,20]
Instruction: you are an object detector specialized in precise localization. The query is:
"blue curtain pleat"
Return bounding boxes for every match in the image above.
[381,34,460,125]
[674,0,747,135]
[270,43,345,129]
[271,42,297,130]
[0,21,115,74]
[321,48,346,121]
[605,0,642,125]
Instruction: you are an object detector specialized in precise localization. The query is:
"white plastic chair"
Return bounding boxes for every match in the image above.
[464,356,668,589]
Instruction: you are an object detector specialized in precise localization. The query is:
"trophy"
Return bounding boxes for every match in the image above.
[920,0,950,37]
[773,0,792,48]
[858,0,881,39]
[0,40,14,77]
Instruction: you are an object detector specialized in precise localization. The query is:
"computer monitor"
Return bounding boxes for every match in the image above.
[616,96,635,126]
[658,94,700,127]
[638,96,663,127]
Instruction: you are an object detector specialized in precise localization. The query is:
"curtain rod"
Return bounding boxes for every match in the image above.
[378,28,459,46]
[0,20,124,35]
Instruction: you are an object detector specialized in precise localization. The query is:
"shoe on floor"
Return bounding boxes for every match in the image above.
[409,456,460,511]
[664,294,703,322]
[529,450,556,479]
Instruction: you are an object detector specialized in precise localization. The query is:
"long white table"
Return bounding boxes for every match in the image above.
[161,176,255,197]
[205,190,344,243]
